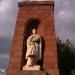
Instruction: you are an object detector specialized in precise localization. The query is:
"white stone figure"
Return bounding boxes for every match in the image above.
[25,29,42,67]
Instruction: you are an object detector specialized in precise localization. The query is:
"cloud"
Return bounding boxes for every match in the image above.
[0,73,6,75]
[0,53,9,69]
[57,10,73,21]
[0,54,9,60]
[0,36,12,54]
[0,0,10,12]
[55,0,75,45]
[0,0,18,70]
[0,0,18,38]
[0,0,18,54]
[18,0,54,2]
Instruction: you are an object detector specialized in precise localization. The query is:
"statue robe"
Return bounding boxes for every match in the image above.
[25,34,42,60]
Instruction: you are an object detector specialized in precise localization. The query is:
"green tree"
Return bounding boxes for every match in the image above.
[57,37,75,75]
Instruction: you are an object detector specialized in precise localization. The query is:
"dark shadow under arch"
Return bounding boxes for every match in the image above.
[25,18,40,38]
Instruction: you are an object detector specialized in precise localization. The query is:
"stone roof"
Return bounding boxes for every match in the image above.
[18,0,54,2]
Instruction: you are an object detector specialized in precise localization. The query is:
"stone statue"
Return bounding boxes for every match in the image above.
[25,29,42,67]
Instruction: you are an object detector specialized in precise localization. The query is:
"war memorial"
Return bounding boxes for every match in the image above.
[6,0,59,75]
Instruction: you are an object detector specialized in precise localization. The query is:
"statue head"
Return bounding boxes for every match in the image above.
[32,29,36,34]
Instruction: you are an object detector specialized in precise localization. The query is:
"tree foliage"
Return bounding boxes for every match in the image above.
[57,37,75,75]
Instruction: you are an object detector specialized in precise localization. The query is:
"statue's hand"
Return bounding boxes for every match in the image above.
[29,42,33,45]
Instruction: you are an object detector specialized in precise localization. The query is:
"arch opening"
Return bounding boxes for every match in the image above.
[21,18,41,70]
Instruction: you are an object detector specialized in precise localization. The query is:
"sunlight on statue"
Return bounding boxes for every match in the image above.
[23,29,42,70]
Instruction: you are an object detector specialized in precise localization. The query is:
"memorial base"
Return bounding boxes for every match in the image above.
[20,71,46,75]
[23,65,40,71]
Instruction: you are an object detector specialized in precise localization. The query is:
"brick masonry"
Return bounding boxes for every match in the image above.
[6,1,59,75]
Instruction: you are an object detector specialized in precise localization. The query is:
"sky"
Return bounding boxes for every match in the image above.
[0,0,75,75]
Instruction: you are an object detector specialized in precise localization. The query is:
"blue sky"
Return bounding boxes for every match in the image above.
[0,0,75,74]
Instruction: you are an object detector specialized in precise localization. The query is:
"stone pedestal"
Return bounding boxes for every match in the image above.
[23,65,40,71]
[20,71,46,75]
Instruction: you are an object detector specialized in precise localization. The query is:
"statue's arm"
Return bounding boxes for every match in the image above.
[27,35,34,45]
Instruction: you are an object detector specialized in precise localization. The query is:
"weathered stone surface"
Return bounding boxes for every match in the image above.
[20,71,46,75]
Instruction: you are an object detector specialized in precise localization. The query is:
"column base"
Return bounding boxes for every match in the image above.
[23,65,40,71]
